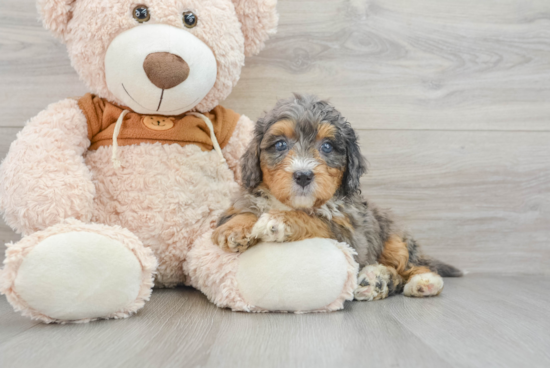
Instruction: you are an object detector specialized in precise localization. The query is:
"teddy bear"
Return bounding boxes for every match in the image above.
[0,0,359,323]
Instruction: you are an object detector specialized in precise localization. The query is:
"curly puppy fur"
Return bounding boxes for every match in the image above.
[213,94,462,300]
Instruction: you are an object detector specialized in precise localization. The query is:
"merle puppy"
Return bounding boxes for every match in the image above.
[212,94,462,301]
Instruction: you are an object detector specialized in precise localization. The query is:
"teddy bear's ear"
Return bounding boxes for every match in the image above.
[232,0,278,57]
[37,0,77,40]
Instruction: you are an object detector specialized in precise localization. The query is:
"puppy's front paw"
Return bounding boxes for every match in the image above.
[212,224,255,253]
[404,272,444,297]
[250,213,287,242]
[354,264,393,301]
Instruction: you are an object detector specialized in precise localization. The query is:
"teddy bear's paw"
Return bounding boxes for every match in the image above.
[250,213,287,243]
[2,227,155,323]
[354,264,393,301]
[403,272,444,297]
[212,224,255,253]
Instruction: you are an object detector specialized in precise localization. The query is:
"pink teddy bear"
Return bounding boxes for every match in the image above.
[0,0,358,323]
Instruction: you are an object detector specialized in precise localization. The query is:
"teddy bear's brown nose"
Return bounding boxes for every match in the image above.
[143,52,190,90]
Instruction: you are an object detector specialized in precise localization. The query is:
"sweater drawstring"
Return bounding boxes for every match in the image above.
[111,110,226,169]
[112,109,129,169]
[186,112,226,163]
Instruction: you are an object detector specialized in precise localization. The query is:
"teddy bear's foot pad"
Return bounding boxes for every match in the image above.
[236,238,357,312]
[5,228,152,323]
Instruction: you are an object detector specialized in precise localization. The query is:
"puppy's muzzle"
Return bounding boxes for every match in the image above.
[293,171,314,188]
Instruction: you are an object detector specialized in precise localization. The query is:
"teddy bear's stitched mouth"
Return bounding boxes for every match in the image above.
[122,83,200,114]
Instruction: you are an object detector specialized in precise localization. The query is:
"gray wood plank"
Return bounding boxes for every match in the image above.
[389,275,550,367]
[201,303,451,368]
[2,0,550,131]
[0,1,87,126]
[358,129,550,275]
[226,0,550,131]
[0,299,39,345]
[0,275,548,368]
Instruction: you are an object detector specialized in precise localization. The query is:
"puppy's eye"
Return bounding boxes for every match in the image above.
[321,142,333,153]
[183,11,198,28]
[133,5,150,23]
[274,141,288,151]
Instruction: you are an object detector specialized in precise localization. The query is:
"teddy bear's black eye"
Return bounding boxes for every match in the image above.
[133,5,150,23]
[183,11,198,28]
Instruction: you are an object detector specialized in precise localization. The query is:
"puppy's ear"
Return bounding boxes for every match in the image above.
[231,0,278,57]
[38,0,76,40]
[240,122,264,189]
[341,124,367,195]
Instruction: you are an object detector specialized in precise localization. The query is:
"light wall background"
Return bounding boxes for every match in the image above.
[1,0,549,274]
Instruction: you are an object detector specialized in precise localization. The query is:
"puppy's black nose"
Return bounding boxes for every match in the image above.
[293,171,314,188]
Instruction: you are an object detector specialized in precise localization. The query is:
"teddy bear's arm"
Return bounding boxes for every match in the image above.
[0,99,95,236]
[222,114,255,185]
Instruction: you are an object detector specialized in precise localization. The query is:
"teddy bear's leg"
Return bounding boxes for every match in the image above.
[185,232,358,313]
[0,219,157,323]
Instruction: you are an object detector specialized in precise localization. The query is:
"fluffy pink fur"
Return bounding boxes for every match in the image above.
[84,115,254,287]
[36,0,74,39]
[184,232,251,311]
[38,0,277,113]
[0,110,256,321]
[232,0,278,56]
[0,218,158,324]
[0,99,94,236]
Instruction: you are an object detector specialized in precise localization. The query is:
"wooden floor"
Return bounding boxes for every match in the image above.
[1,0,550,366]
[0,275,549,368]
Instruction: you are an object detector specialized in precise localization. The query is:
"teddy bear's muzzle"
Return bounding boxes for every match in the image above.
[143,52,190,90]
[104,24,217,115]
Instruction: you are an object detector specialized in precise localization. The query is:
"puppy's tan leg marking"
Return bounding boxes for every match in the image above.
[378,235,410,276]
[378,235,444,297]
[212,213,259,253]
[355,264,403,301]
[251,210,332,243]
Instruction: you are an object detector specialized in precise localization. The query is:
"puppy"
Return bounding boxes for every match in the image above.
[212,94,462,301]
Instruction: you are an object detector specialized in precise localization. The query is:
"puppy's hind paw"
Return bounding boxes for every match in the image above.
[404,272,444,297]
[250,213,287,242]
[354,264,392,301]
